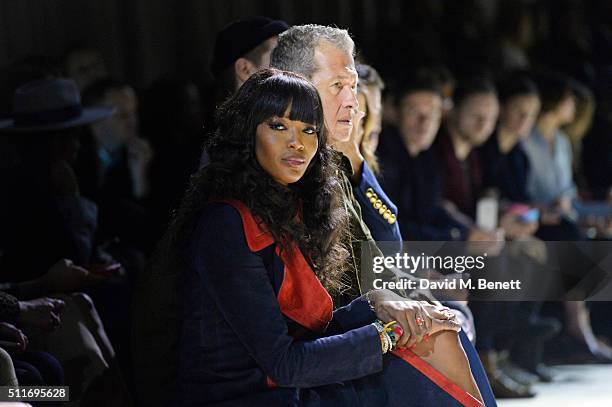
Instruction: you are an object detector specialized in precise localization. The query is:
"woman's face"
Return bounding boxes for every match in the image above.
[255,115,319,186]
[556,95,576,125]
[361,85,383,152]
[500,94,541,138]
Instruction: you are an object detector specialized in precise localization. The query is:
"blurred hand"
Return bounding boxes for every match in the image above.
[18,298,65,332]
[466,228,505,256]
[0,322,28,353]
[127,137,154,172]
[38,259,106,293]
[499,212,538,239]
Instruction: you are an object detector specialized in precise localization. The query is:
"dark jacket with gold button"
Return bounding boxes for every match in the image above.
[354,161,401,243]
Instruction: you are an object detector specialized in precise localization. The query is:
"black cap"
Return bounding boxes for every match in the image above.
[210,16,289,78]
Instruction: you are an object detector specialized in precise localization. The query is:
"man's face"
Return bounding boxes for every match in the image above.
[399,91,443,155]
[92,86,139,151]
[310,42,359,144]
[257,37,278,69]
[454,92,499,147]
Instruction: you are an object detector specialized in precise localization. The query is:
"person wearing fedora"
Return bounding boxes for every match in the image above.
[0,78,134,404]
[211,16,289,100]
[0,77,114,275]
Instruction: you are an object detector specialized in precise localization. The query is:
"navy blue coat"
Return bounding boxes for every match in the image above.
[177,200,485,406]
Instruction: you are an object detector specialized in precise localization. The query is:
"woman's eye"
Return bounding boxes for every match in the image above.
[268,122,286,130]
[303,127,317,135]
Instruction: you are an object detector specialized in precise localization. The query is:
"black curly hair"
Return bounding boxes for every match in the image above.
[157,68,350,293]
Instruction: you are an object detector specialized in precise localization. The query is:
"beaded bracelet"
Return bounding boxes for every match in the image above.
[373,320,404,353]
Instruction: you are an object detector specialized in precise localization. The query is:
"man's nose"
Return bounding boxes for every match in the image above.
[340,86,358,109]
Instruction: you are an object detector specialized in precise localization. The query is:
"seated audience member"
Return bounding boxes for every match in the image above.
[0,78,114,277]
[378,72,472,241]
[522,73,580,236]
[563,80,596,183]
[481,74,540,204]
[524,73,612,362]
[479,74,562,383]
[435,77,540,398]
[78,78,153,254]
[435,77,500,219]
[136,69,486,407]
[354,63,384,175]
[63,47,109,91]
[211,16,289,100]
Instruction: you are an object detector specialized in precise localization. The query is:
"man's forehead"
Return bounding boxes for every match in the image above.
[313,43,357,80]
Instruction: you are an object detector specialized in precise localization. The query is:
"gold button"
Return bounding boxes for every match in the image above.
[369,195,377,204]
[366,187,374,194]
[379,204,387,215]
[383,210,391,220]
[366,190,373,199]
[374,199,382,209]
[388,214,397,224]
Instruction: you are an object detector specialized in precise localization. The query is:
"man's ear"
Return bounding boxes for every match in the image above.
[234,57,258,87]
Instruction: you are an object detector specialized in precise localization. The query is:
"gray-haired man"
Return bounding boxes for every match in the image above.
[271,25,496,406]
[271,25,402,276]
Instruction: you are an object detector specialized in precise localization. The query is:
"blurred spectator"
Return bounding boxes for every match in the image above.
[481,74,541,204]
[436,77,500,218]
[490,0,535,73]
[581,70,612,200]
[562,80,596,193]
[378,71,471,241]
[63,47,109,91]
[354,63,384,174]
[211,16,288,101]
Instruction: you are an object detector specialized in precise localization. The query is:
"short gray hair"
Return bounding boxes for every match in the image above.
[270,24,355,80]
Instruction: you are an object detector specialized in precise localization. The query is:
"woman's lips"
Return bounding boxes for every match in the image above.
[282,157,306,167]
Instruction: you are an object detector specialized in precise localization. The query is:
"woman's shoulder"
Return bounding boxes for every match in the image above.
[196,199,274,252]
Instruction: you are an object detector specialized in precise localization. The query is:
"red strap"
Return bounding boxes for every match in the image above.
[391,348,484,407]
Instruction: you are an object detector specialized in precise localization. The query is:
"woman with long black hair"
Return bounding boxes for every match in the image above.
[134,68,485,406]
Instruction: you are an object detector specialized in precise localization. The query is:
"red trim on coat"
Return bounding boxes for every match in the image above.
[391,348,484,407]
[210,198,333,333]
[265,376,277,388]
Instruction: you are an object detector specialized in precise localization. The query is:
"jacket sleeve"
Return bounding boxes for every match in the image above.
[195,204,383,388]
[354,161,403,245]
[0,291,20,323]
[330,295,377,333]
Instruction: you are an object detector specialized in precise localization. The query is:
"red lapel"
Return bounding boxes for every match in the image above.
[210,198,333,333]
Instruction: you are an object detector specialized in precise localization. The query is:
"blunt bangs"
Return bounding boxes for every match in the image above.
[251,73,324,131]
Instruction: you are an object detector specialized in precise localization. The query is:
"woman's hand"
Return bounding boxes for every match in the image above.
[0,322,28,353]
[18,297,65,331]
[368,289,461,348]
